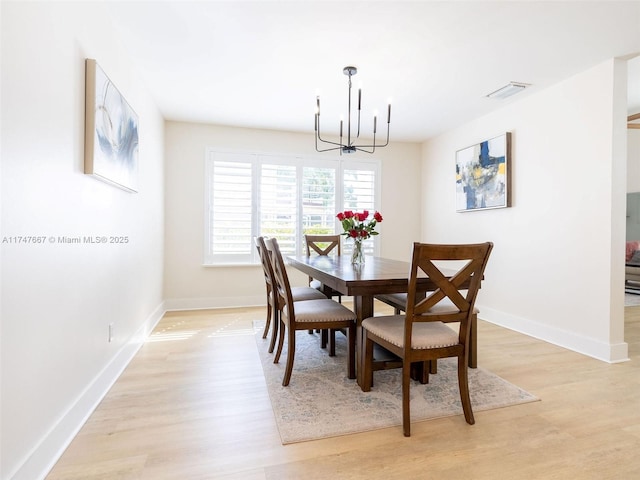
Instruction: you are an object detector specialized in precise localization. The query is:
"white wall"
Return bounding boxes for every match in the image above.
[422,59,628,363]
[1,3,165,479]
[164,121,422,309]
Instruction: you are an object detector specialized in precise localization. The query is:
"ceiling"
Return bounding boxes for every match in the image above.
[105,1,640,143]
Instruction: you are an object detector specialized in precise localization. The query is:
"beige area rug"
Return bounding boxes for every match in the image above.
[254,323,539,444]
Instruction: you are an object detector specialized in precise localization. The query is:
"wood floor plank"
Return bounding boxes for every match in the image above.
[46,304,640,479]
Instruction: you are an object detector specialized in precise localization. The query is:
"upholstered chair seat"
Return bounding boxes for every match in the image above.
[362,316,459,350]
[291,287,327,302]
[375,293,480,369]
[283,299,358,323]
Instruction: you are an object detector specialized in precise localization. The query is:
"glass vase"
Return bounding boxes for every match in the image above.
[351,239,365,265]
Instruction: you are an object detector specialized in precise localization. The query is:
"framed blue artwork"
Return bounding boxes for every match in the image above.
[456,132,511,212]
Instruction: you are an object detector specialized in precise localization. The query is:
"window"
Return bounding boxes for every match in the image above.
[205,150,380,265]
[302,166,336,236]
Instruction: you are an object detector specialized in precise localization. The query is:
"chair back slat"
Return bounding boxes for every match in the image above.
[305,234,341,256]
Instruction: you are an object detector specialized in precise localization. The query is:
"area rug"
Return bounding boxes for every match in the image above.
[254,324,539,444]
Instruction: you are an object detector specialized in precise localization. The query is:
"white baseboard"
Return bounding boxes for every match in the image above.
[10,302,166,480]
[164,295,264,311]
[477,303,630,364]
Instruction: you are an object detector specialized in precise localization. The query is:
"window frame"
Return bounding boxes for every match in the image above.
[204,148,381,266]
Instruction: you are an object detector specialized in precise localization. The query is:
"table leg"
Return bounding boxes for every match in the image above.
[353,294,375,389]
[320,284,333,349]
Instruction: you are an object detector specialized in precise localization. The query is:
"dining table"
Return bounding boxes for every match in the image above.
[286,254,478,389]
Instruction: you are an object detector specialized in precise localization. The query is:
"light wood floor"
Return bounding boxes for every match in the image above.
[46,302,640,480]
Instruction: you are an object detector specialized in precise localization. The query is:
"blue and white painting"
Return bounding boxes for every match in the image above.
[455,133,510,212]
[85,59,139,192]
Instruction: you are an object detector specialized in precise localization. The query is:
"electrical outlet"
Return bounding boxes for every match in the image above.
[108,323,114,343]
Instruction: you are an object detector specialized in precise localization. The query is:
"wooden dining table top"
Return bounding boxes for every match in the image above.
[286,254,447,297]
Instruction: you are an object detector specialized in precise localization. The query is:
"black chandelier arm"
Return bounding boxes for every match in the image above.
[315,122,390,155]
[315,143,344,153]
[315,128,347,153]
[315,112,389,148]
[316,120,348,148]
[346,123,391,151]
[315,144,344,153]
[347,124,390,149]
[317,120,361,150]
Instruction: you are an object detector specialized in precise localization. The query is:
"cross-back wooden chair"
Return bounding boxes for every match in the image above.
[255,237,325,353]
[362,241,493,436]
[304,234,346,352]
[265,237,357,386]
[304,234,342,302]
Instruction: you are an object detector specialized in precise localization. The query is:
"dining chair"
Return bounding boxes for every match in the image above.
[304,234,345,352]
[255,236,326,353]
[304,234,343,303]
[265,237,357,386]
[362,241,493,436]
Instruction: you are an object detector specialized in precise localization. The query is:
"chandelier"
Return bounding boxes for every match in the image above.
[314,66,391,155]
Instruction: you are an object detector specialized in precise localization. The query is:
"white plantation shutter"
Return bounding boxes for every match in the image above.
[260,162,297,255]
[205,150,379,265]
[301,166,336,253]
[205,154,254,264]
[343,167,376,211]
[342,163,380,256]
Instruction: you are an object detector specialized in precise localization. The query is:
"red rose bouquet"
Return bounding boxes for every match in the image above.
[336,210,383,240]
[336,210,383,264]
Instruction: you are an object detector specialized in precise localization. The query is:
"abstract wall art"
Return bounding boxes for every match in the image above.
[84,58,139,192]
[455,132,511,212]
